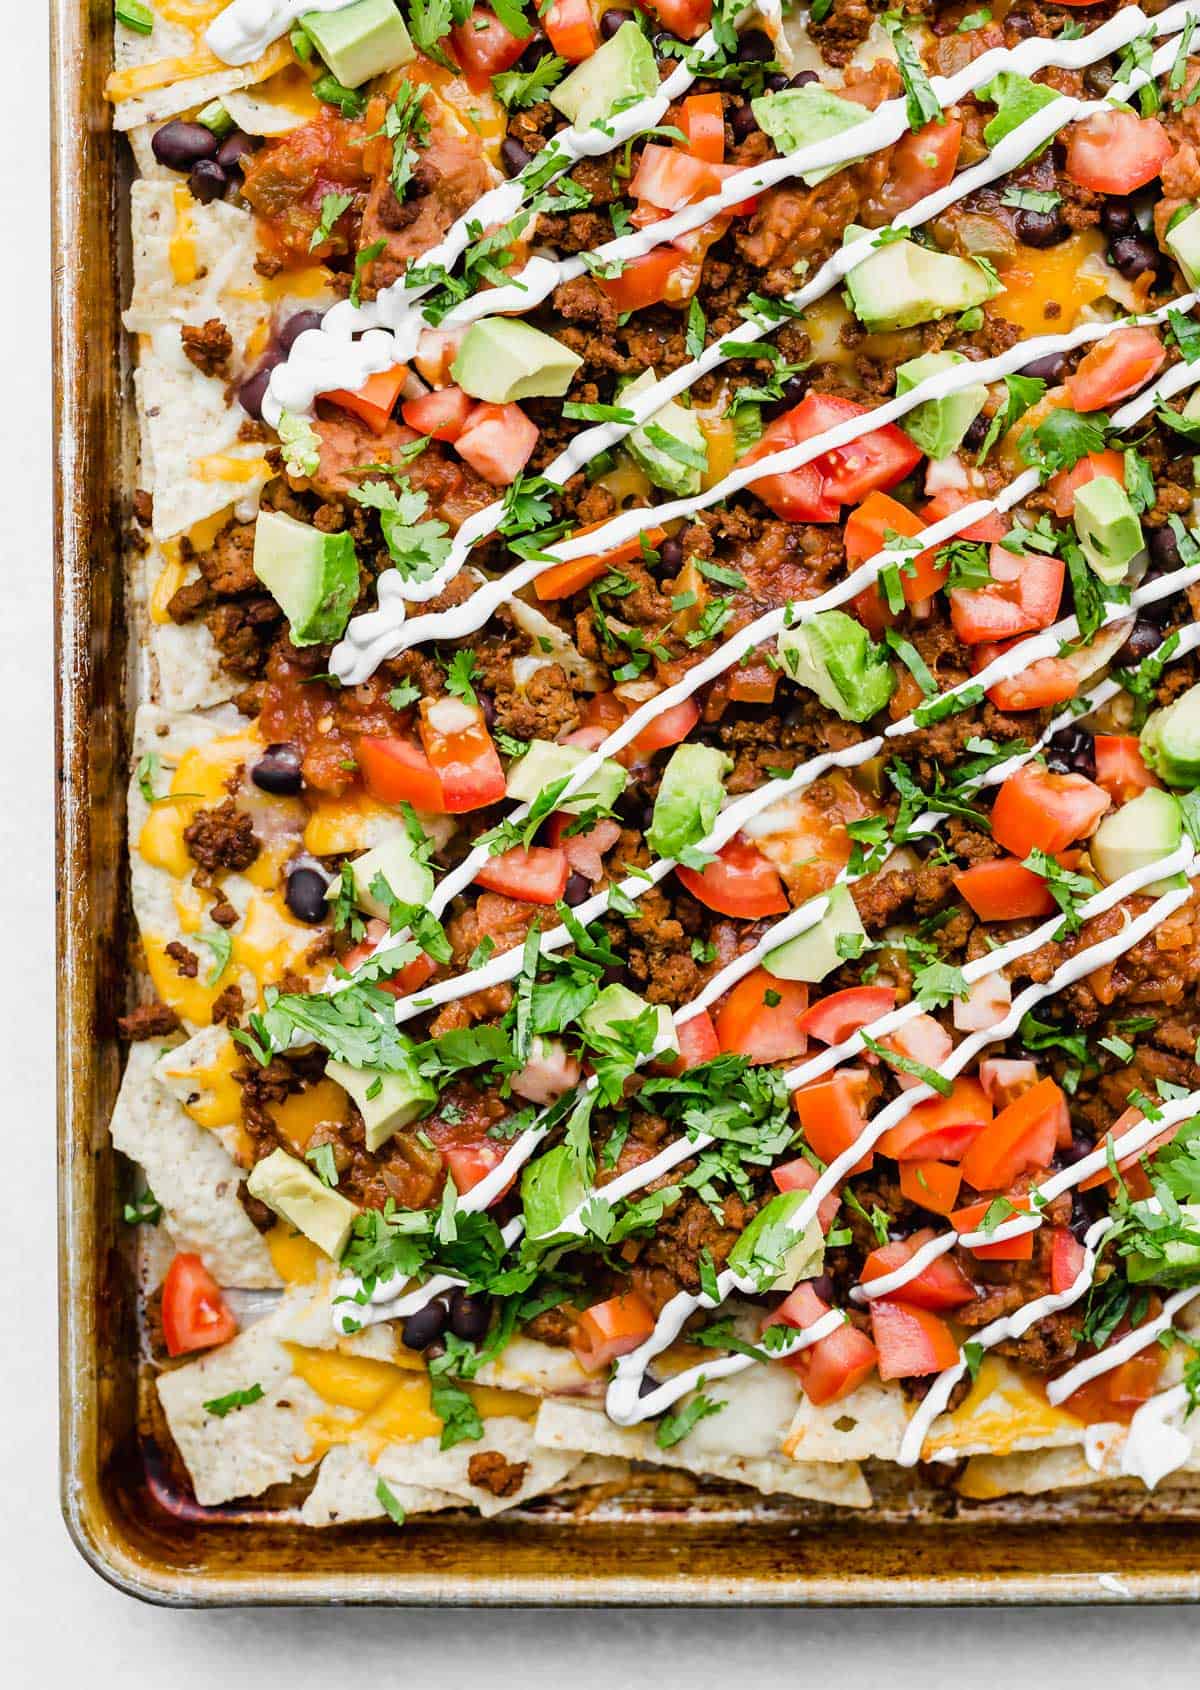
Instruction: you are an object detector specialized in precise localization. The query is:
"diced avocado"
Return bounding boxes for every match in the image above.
[346,833,435,919]
[301,0,414,88]
[778,608,895,723]
[1141,680,1200,788]
[843,229,1002,333]
[580,982,674,1055]
[620,370,709,497]
[252,509,358,647]
[763,882,865,983]
[1167,205,1200,289]
[452,318,582,405]
[326,1053,437,1153]
[549,21,657,130]
[1073,476,1144,585]
[647,743,730,862]
[726,1190,825,1293]
[504,738,627,814]
[1089,788,1182,898]
[521,1143,586,1241]
[750,84,869,186]
[1126,1203,1200,1284]
[895,351,987,460]
[978,71,1061,153]
[246,1147,358,1259]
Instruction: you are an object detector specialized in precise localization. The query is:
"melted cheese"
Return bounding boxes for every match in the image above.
[138,728,264,879]
[105,37,292,102]
[192,452,271,484]
[162,1033,243,1129]
[303,796,396,856]
[155,0,229,26]
[267,1227,326,1285]
[150,543,188,626]
[923,1356,1083,1458]
[169,184,198,287]
[991,230,1109,337]
[267,1077,350,1154]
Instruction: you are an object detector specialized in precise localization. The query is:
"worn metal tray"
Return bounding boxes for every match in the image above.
[52,0,1200,1605]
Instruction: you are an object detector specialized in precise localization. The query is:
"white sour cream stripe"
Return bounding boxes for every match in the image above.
[1117,1380,1198,1489]
[332,9,1198,665]
[207,0,360,64]
[1047,1284,1200,1405]
[603,868,1198,1425]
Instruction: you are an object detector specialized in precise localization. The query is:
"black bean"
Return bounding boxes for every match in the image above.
[518,33,554,69]
[599,8,628,38]
[564,871,591,906]
[188,159,229,204]
[216,130,257,173]
[1084,62,1114,98]
[500,136,533,179]
[237,352,282,421]
[151,119,219,171]
[1006,13,1035,40]
[961,410,990,452]
[1019,349,1067,384]
[477,688,496,730]
[730,102,758,143]
[401,1299,448,1352]
[658,535,684,571]
[790,70,819,88]
[1045,726,1096,780]
[809,1274,835,1304]
[763,71,790,92]
[1060,1132,1095,1169]
[278,308,325,353]
[448,1289,491,1342]
[737,28,775,61]
[1115,617,1164,667]
[251,741,304,796]
[1109,231,1161,281]
[1148,522,1182,574]
[1100,197,1135,238]
[1015,207,1066,248]
[637,1371,662,1399]
[285,866,330,925]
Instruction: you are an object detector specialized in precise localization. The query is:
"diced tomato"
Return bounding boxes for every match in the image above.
[921,488,1008,544]
[953,856,1058,921]
[769,1282,832,1333]
[1078,1106,1181,1194]
[570,1290,657,1373]
[455,401,539,485]
[475,844,569,904]
[805,394,924,504]
[981,650,1080,714]
[877,1077,992,1162]
[1048,1226,1087,1296]
[960,1075,1067,1192]
[678,92,724,164]
[991,763,1109,857]
[661,1009,721,1074]
[862,1229,975,1311]
[879,1013,953,1091]
[599,245,694,312]
[715,969,809,1064]
[322,364,407,436]
[400,384,473,442]
[630,144,722,209]
[792,1069,873,1175]
[872,118,963,221]
[676,835,789,918]
[978,1058,1038,1110]
[870,1299,960,1380]
[846,492,946,630]
[622,696,700,766]
[1062,1348,1164,1425]
[1064,108,1172,197]
[161,1253,237,1358]
[771,1155,841,1233]
[740,417,839,524]
[543,0,599,60]
[951,1194,1035,1260]
[358,735,445,812]
[769,1283,879,1405]
[1066,327,1166,413]
[534,523,668,602]
[444,1141,512,1199]
[899,1158,963,1216]
[950,545,1064,645]
[1045,449,1127,519]
[796,984,897,1047]
[343,922,437,999]
[639,0,712,40]
[1094,734,1160,802]
[451,6,528,88]
[418,695,505,813]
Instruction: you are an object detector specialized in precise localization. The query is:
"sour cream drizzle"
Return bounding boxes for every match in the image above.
[331,5,1196,669]
[1115,1380,1197,1489]
[207,0,362,65]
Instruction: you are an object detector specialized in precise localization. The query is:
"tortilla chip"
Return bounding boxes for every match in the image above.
[126,181,267,348]
[111,1041,279,1288]
[137,542,240,710]
[535,1369,872,1507]
[109,12,295,132]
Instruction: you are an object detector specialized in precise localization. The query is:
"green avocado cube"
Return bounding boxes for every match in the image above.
[503,738,627,814]
[326,1055,437,1154]
[778,608,896,723]
[580,983,674,1054]
[647,742,730,862]
[1141,680,1200,789]
[1089,788,1182,898]
[1073,475,1144,585]
[301,0,415,88]
[896,351,988,460]
[1167,205,1200,289]
[621,369,709,497]
[452,318,582,404]
[844,230,1002,333]
[347,833,435,918]
[750,83,870,185]
[763,882,866,983]
[246,1148,358,1259]
[1126,1204,1200,1284]
[253,509,359,647]
[549,21,657,130]
[727,1190,825,1293]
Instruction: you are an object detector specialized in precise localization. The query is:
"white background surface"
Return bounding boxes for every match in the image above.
[3,7,1197,1682]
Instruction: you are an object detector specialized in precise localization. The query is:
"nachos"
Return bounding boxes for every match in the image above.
[112,0,1200,1527]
